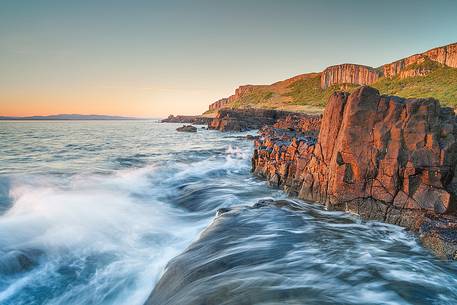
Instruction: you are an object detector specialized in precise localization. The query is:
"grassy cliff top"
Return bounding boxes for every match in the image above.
[214,63,457,113]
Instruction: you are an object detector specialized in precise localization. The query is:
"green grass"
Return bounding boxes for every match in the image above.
[230,89,274,108]
[221,64,457,111]
[286,76,360,107]
[285,75,326,106]
[372,66,457,106]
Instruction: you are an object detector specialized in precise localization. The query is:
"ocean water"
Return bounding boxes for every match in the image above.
[0,121,456,305]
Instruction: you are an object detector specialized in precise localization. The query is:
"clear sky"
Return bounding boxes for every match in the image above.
[1,0,456,117]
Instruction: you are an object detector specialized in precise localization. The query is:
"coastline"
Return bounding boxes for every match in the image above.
[162,86,457,260]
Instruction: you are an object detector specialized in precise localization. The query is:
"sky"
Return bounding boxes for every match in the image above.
[1,0,456,117]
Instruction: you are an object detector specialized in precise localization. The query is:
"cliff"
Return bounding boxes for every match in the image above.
[206,73,325,112]
[208,98,229,111]
[252,86,457,258]
[383,43,457,78]
[206,42,457,112]
[320,64,382,89]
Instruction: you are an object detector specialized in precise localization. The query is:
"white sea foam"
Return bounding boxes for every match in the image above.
[0,166,205,305]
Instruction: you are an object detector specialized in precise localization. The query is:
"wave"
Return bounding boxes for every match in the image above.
[0,144,265,305]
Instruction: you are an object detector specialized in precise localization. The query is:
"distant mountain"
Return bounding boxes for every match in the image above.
[206,42,457,113]
[0,114,143,120]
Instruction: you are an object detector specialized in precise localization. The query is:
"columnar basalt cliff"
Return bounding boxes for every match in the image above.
[252,86,457,258]
[320,64,382,89]
[206,42,457,112]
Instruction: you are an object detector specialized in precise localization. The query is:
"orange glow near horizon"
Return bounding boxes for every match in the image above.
[0,87,216,118]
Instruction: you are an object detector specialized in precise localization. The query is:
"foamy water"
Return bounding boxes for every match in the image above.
[0,121,456,305]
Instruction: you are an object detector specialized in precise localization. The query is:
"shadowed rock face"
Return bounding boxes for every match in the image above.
[252,86,457,258]
[208,109,320,132]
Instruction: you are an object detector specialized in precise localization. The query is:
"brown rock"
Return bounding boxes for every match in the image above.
[252,86,457,258]
[320,64,382,89]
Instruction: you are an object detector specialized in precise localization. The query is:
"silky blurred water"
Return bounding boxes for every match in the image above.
[0,121,456,305]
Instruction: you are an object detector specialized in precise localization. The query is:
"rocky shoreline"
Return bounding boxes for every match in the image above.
[161,86,457,259]
[208,108,320,132]
[252,86,457,259]
[161,114,212,125]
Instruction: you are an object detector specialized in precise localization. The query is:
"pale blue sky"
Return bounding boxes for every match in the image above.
[1,0,456,116]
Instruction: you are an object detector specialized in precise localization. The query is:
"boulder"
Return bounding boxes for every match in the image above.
[176,125,197,132]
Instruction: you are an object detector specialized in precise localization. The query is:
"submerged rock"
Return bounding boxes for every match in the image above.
[176,125,197,132]
[252,86,457,258]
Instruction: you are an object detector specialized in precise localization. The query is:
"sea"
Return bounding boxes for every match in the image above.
[0,120,456,305]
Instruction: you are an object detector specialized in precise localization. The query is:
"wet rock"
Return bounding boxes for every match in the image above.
[245,135,259,140]
[176,125,197,132]
[252,86,457,258]
[209,109,321,132]
[162,115,212,124]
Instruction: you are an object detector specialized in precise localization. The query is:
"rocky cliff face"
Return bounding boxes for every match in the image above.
[320,64,382,89]
[209,109,320,132]
[208,98,229,111]
[209,85,265,111]
[207,43,457,111]
[252,86,457,258]
[321,43,457,88]
[383,42,457,78]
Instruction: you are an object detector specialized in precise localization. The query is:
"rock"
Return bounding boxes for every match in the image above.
[208,98,229,111]
[208,109,320,132]
[245,134,259,140]
[176,125,197,132]
[208,85,265,111]
[252,86,457,258]
[162,115,212,124]
[205,43,457,112]
[272,113,321,137]
[321,43,457,89]
[383,42,457,78]
[206,73,322,112]
[320,64,382,89]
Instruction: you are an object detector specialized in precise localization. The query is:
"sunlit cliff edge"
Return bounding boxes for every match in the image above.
[206,42,457,114]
